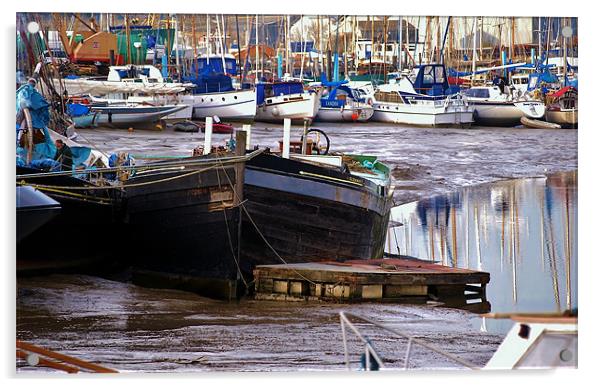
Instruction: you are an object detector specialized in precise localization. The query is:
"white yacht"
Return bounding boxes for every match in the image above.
[371,64,474,127]
[187,55,257,122]
[465,85,545,127]
[254,81,321,124]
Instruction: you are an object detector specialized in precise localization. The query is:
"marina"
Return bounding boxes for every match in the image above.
[14,9,578,374]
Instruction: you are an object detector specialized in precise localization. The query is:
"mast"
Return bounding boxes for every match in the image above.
[382,16,388,79]
[125,13,131,64]
[471,16,477,86]
[254,14,259,83]
[215,14,226,75]
[538,17,542,62]
[174,14,180,79]
[398,16,402,71]
[424,16,432,63]
[300,14,306,81]
[192,15,198,63]
[343,16,348,78]
[284,15,291,74]
[206,14,210,64]
[405,16,410,67]
[235,14,243,84]
[510,17,515,62]
[563,17,567,86]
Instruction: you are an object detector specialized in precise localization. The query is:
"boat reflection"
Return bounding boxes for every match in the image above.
[386,171,577,334]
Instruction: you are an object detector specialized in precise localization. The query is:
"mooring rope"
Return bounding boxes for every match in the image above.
[214,156,320,287]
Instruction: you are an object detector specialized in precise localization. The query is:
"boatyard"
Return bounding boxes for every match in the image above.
[15,10,578,374]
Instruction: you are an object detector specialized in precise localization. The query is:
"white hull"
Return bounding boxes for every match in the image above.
[94,105,187,126]
[372,100,474,126]
[315,104,374,122]
[127,95,195,120]
[545,109,578,128]
[255,93,320,124]
[472,101,545,126]
[192,89,257,121]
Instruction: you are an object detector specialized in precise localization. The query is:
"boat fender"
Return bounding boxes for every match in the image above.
[271,107,279,116]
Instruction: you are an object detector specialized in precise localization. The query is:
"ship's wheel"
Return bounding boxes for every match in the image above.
[300,128,330,155]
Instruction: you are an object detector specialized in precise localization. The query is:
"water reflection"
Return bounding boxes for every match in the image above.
[386,171,578,334]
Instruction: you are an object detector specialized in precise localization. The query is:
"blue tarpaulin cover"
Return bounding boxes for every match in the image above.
[16,83,50,129]
[16,85,94,171]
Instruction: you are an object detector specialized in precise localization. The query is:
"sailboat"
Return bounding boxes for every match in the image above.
[315,75,374,122]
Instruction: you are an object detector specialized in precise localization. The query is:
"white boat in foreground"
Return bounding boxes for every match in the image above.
[371,64,474,127]
[339,310,577,371]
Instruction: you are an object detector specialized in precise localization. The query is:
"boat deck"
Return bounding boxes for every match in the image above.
[253,258,490,309]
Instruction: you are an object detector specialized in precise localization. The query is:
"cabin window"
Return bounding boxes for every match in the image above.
[375,91,403,103]
[435,66,445,83]
[465,88,490,98]
[423,67,434,84]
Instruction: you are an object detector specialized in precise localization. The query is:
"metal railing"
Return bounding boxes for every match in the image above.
[339,312,479,371]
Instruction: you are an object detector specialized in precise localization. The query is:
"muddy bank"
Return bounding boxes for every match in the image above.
[17,274,502,372]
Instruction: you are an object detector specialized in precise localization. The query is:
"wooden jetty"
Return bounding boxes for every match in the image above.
[254,258,489,307]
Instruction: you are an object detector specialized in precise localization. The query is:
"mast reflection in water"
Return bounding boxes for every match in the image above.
[386,171,577,334]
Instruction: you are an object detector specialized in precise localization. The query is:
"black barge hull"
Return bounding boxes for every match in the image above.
[240,153,393,273]
[123,157,244,299]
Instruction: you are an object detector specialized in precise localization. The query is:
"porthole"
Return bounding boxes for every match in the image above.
[222,97,225,101]
[210,98,213,102]
[234,96,238,100]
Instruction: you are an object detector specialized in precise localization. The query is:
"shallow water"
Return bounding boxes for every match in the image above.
[17,123,577,372]
[386,171,578,334]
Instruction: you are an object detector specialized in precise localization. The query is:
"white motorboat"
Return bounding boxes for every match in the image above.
[371,64,474,127]
[191,89,257,121]
[339,310,577,371]
[545,86,578,128]
[255,81,321,124]
[484,313,577,369]
[465,85,546,126]
[184,55,257,122]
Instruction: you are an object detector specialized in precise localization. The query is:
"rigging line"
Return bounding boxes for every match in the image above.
[69,131,112,160]
[214,156,319,286]
[15,184,114,204]
[17,164,218,191]
[17,148,265,179]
